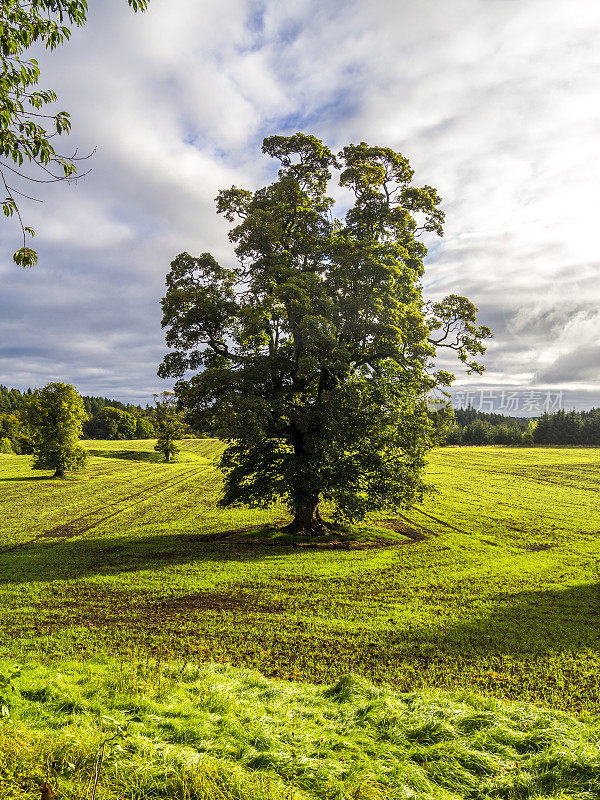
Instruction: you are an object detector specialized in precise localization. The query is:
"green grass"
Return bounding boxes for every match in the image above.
[2,658,600,799]
[0,442,599,713]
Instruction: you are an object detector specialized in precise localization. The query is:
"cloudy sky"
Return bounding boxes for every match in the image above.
[1,0,599,415]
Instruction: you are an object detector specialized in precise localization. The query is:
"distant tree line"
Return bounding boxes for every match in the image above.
[0,385,158,454]
[532,409,600,445]
[444,407,532,446]
[443,405,600,446]
[0,386,34,454]
[452,406,530,430]
[3,386,599,456]
[81,399,156,440]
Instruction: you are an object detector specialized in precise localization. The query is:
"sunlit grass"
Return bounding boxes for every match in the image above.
[3,658,600,799]
[1,442,600,712]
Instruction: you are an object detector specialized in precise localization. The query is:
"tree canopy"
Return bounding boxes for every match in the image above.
[159,133,491,533]
[88,405,137,440]
[0,410,32,453]
[533,409,600,445]
[0,384,156,442]
[1,0,148,267]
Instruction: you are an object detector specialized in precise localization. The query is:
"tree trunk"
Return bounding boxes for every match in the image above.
[285,498,330,535]
[54,467,64,478]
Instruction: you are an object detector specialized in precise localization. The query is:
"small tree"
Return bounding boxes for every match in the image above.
[153,392,184,462]
[522,421,536,446]
[0,437,14,454]
[0,411,32,453]
[23,382,88,477]
[462,419,495,445]
[443,424,463,445]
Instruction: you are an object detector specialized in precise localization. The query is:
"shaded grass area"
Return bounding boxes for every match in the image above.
[0,443,600,712]
[88,448,165,463]
[3,659,600,800]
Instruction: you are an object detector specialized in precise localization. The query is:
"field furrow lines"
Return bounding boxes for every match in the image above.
[1,441,600,712]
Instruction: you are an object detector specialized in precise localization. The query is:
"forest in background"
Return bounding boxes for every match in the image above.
[448,406,600,445]
[2,385,600,455]
[0,385,158,453]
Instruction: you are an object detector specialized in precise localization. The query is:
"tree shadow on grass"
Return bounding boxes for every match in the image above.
[0,530,599,659]
[88,449,162,463]
[0,531,291,585]
[406,582,600,658]
[0,475,50,482]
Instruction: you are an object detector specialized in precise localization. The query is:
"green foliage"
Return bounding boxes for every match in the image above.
[462,418,495,444]
[160,133,491,531]
[0,411,32,453]
[442,407,541,446]
[453,405,530,429]
[153,391,184,461]
[534,408,600,445]
[0,436,14,454]
[0,410,33,453]
[81,394,156,439]
[427,294,491,374]
[91,405,138,440]
[1,386,157,442]
[0,384,28,412]
[0,665,20,718]
[22,381,88,476]
[443,423,463,444]
[134,415,155,439]
[448,406,600,447]
[522,419,536,446]
[0,0,148,266]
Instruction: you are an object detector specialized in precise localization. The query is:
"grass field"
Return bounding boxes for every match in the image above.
[3,660,600,800]
[1,440,599,714]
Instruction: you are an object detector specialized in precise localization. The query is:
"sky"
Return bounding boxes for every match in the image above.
[1,0,599,415]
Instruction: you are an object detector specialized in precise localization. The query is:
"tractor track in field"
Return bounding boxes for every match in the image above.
[408,507,472,535]
[381,513,432,540]
[445,485,588,518]
[1,466,207,552]
[439,462,600,491]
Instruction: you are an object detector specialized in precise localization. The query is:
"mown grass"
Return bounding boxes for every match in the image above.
[2,658,600,799]
[0,442,599,712]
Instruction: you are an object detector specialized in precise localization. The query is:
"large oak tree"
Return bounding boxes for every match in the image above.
[159,134,490,534]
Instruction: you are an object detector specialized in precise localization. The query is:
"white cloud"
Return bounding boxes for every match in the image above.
[1,0,599,406]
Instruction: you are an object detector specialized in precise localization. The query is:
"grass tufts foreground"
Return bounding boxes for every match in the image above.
[2,659,600,799]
